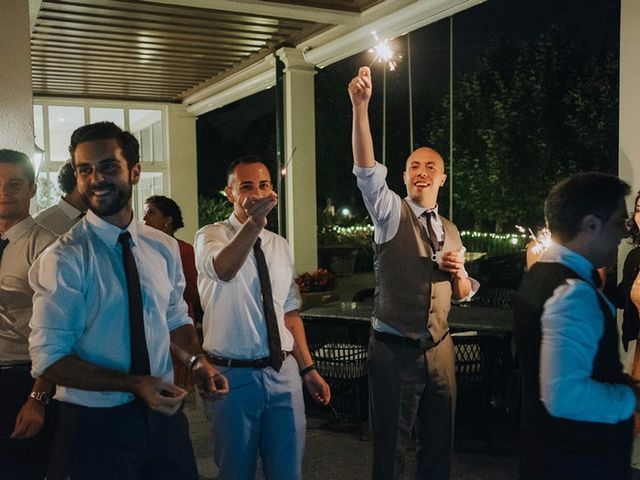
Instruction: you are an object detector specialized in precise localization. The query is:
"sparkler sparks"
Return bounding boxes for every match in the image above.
[515,225,552,254]
[368,31,401,71]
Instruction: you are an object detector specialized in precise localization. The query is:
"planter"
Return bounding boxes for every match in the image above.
[300,290,339,310]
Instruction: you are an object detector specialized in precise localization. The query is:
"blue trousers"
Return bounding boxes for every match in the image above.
[203,354,306,480]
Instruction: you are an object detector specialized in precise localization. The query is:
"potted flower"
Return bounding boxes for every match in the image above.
[295,268,338,309]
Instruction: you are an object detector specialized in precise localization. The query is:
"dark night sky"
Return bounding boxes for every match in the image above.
[196,0,620,217]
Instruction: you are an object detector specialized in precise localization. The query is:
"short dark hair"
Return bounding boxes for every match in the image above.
[545,172,630,242]
[627,190,640,247]
[226,155,268,184]
[145,195,184,231]
[57,161,76,195]
[69,121,140,169]
[0,149,35,185]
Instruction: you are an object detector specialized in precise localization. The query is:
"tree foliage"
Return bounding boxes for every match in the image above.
[426,29,618,232]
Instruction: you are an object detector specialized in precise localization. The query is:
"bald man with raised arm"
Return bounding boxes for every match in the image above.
[348,66,478,480]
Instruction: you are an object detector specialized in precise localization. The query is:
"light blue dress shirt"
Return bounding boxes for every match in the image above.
[539,243,636,423]
[29,210,192,408]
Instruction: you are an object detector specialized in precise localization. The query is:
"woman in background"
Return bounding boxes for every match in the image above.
[143,195,201,322]
[619,191,640,376]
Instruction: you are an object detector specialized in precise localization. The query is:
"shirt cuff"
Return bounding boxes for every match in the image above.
[451,276,480,304]
[352,162,379,178]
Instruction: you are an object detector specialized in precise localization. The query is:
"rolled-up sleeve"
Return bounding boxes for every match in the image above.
[194,225,231,283]
[28,248,86,378]
[165,241,192,332]
[540,280,636,423]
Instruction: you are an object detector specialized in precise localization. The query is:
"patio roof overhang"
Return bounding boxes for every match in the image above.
[29,0,484,113]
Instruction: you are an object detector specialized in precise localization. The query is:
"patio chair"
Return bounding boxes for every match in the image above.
[453,333,502,450]
[302,318,370,434]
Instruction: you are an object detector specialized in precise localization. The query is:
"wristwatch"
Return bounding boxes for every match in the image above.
[29,391,51,406]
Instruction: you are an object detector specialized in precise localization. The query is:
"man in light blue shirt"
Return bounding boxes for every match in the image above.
[29,122,228,479]
[514,172,639,479]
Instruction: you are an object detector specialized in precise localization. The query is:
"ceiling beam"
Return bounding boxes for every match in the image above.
[184,0,485,115]
[138,0,360,25]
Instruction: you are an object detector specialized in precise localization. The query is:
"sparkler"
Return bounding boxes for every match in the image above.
[515,225,552,254]
[280,147,297,177]
[368,31,401,71]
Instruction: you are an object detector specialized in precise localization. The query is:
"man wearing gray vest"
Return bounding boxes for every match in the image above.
[349,66,476,479]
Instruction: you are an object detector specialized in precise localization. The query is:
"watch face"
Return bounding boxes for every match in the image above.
[30,391,51,405]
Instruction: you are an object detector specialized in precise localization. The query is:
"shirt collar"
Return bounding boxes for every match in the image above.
[539,242,595,284]
[85,209,139,249]
[58,198,82,220]
[405,197,439,218]
[2,216,36,242]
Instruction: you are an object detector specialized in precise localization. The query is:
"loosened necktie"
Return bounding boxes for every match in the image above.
[0,238,9,263]
[118,232,150,376]
[422,211,441,253]
[253,237,283,372]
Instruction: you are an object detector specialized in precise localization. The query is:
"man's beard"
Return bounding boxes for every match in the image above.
[82,181,132,218]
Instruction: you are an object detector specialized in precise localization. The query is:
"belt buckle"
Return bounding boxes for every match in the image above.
[418,337,435,350]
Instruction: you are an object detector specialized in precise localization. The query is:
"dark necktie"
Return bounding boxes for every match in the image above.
[422,211,441,253]
[118,232,150,376]
[253,237,283,372]
[0,238,9,263]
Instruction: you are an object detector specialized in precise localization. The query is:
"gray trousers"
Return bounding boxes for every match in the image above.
[368,333,456,480]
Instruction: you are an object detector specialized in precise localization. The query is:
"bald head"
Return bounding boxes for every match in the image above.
[403,147,447,208]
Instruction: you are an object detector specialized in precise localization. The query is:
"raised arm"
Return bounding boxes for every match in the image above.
[212,193,277,281]
[348,66,376,168]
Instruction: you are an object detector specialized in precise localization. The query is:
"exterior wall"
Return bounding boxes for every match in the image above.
[619,0,640,367]
[0,1,34,157]
[166,104,199,244]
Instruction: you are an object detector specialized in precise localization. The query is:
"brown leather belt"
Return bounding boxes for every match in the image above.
[373,330,449,350]
[208,351,291,368]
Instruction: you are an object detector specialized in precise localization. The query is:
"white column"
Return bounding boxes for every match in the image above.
[277,47,318,274]
[620,1,640,202]
[0,0,34,157]
[619,0,640,366]
[166,104,199,244]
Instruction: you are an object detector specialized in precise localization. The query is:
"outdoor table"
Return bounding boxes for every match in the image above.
[300,301,513,334]
[300,301,514,440]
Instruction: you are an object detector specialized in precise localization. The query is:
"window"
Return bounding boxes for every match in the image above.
[90,108,125,128]
[32,102,167,215]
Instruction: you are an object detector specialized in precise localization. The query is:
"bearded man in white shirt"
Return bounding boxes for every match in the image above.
[29,121,228,479]
[514,172,640,480]
[195,155,330,480]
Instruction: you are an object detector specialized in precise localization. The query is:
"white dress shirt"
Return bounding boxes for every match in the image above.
[539,243,636,423]
[194,214,300,359]
[34,198,83,235]
[0,217,56,365]
[353,162,478,336]
[29,210,192,407]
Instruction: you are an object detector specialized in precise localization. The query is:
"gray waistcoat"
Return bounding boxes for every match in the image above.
[373,200,462,340]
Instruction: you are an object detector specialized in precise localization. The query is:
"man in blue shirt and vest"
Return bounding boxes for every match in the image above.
[514,172,639,479]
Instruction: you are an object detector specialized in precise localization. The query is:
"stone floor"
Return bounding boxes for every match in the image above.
[184,391,520,480]
[184,271,522,479]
